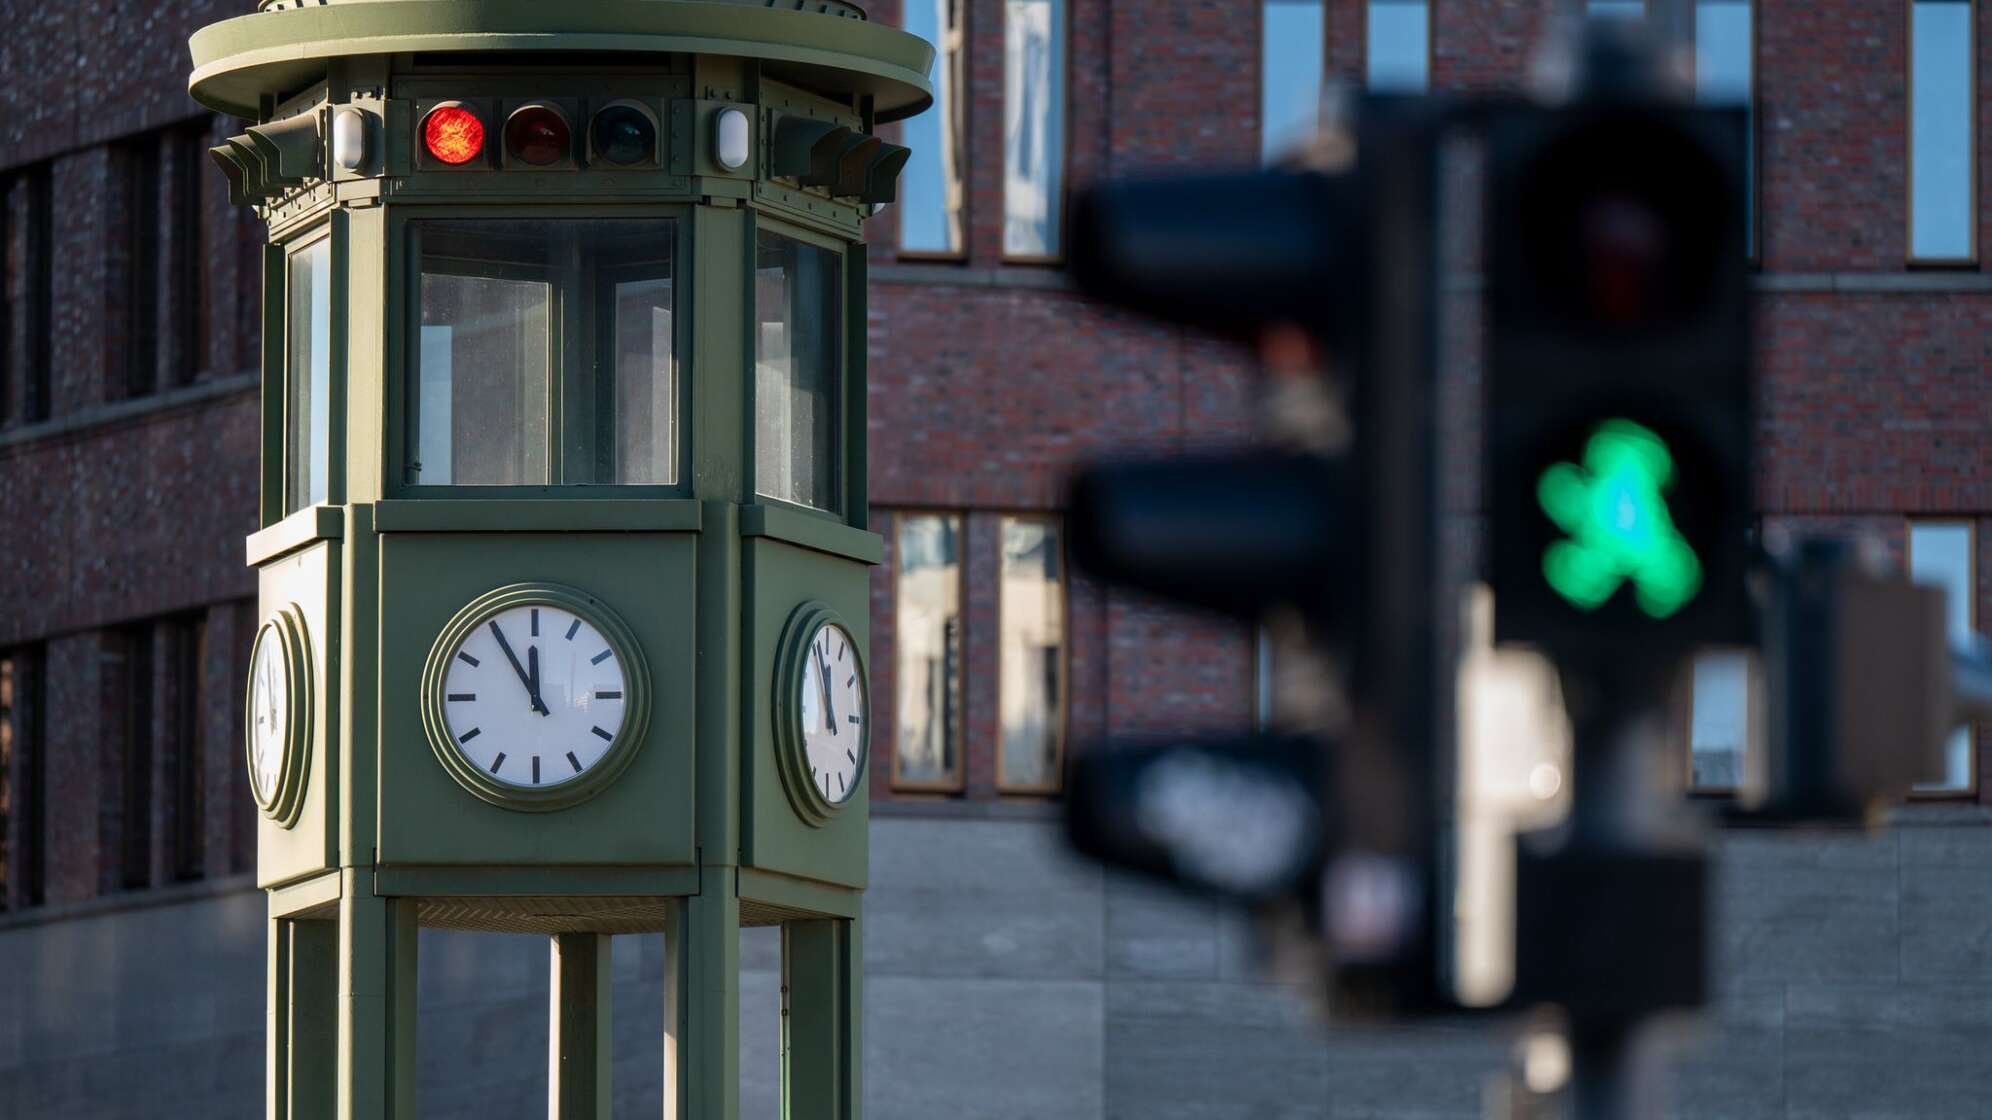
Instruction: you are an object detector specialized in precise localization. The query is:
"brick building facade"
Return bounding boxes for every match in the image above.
[0,0,1987,1117]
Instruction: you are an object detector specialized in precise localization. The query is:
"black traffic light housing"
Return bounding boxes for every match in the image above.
[1486,103,1754,661]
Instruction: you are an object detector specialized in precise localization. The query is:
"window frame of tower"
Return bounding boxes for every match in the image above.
[120,133,164,399]
[1682,647,1759,794]
[1260,0,1325,164]
[394,210,690,497]
[889,510,968,794]
[994,513,1069,795]
[1365,0,1432,94]
[1000,0,1069,262]
[1908,0,1978,264]
[1691,0,1758,260]
[1,646,47,910]
[897,0,967,258]
[283,225,336,513]
[752,219,846,515]
[1908,519,1978,796]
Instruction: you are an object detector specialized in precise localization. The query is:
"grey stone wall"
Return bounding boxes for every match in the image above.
[2,810,1989,1119]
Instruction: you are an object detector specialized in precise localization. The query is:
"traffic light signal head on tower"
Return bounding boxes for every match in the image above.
[1487,102,1754,658]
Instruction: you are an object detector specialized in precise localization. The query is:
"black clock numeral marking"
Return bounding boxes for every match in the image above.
[459,727,482,743]
[820,772,830,796]
[447,693,476,702]
[837,772,846,794]
[591,650,613,665]
[565,619,581,641]
[847,715,861,725]
[596,690,622,700]
[458,652,481,668]
[847,674,855,689]
[489,752,506,773]
[846,748,856,763]
[591,726,613,741]
[836,638,845,662]
[566,751,582,774]
[532,756,541,784]
[531,609,540,637]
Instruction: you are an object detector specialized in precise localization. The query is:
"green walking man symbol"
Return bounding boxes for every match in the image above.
[1536,418,1703,619]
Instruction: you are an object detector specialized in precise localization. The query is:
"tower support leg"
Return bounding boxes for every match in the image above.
[549,933,613,1119]
[783,916,861,1120]
[665,866,741,1120]
[337,872,418,1120]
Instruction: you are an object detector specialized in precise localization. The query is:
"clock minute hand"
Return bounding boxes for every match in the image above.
[488,622,549,715]
[813,646,838,733]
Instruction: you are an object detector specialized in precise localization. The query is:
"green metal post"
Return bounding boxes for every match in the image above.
[337,872,417,1120]
[549,933,614,1119]
[783,918,858,1120]
[665,867,741,1120]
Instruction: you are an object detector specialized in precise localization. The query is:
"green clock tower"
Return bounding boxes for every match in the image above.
[188,2,931,1116]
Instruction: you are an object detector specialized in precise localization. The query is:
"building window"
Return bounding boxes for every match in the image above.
[754,230,842,511]
[286,236,332,511]
[997,515,1067,791]
[1368,0,1430,93]
[170,121,213,387]
[167,616,206,882]
[121,135,163,399]
[1910,521,1976,792]
[1686,649,1755,791]
[1588,0,1646,19]
[112,627,155,891]
[1694,0,1754,255]
[900,0,966,255]
[1,647,45,909]
[2,165,54,425]
[1262,0,1324,162]
[409,219,679,488]
[1002,0,1066,258]
[1910,0,1976,261]
[893,513,965,791]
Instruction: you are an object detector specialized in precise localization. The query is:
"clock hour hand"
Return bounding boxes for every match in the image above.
[813,646,838,733]
[488,621,550,716]
[527,645,549,716]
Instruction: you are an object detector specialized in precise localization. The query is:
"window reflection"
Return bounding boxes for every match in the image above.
[1910,522,1976,791]
[1262,0,1324,163]
[286,238,331,511]
[1688,649,1754,790]
[901,0,966,254]
[410,219,676,487]
[894,514,964,789]
[1911,0,1975,260]
[998,516,1066,790]
[1003,0,1066,257]
[1368,0,1430,93]
[754,231,842,511]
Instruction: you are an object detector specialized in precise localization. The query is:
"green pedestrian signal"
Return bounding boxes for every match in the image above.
[1536,418,1703,619]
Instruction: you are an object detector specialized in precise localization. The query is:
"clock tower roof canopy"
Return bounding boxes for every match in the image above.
[189,0,935,122]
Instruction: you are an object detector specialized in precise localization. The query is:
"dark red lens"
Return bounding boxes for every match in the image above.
[505,106,571,167]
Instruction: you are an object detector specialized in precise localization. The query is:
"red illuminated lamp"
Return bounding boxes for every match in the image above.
[505,105,572,167]
[423,104,486,166]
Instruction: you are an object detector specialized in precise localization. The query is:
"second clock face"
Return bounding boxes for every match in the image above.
[248,622,289,805]
[798,622,867,804]
[439,603,629,789]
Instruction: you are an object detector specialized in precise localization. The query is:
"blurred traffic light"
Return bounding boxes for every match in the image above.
[1487,104,1753,659]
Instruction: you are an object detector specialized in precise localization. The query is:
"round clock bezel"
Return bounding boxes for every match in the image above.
[244,605,314,829]
[420,582,652,813]
[772,602,871,827]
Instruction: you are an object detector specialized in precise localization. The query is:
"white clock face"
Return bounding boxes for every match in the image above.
[439,604,629,789]
[248,625,288,804]
[798,622,866,804]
